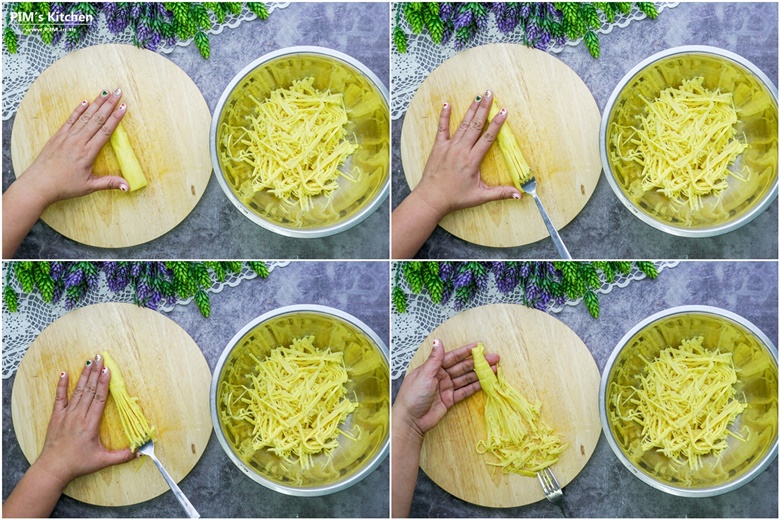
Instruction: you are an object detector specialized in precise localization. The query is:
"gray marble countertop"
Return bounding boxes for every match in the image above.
[3,261,389,517]
[3,2,389,260]
[391,2,779,259]
[391,261,778,517]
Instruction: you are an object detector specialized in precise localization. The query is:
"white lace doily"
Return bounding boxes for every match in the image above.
[391,2,680,119]
[2,2,291,120]
[391,261,679,379]
[1,261,290,379]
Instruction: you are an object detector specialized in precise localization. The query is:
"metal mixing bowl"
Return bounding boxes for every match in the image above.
[210,46,390,238]
[211,305,389,496]
[600,305,778,497]
[600,46,778,237]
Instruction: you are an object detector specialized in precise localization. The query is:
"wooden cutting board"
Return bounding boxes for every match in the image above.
[11,303,212,507]
[407,304,601,508]
[401,44,602,248]
[10,44,211,248]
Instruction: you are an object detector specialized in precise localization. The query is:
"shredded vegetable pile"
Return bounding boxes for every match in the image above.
[472,343,568,476]
[102,351,156,451]
[611,77,748,210]
[611,336,747,470]
[220,77,358,211]
[221,336,359,469]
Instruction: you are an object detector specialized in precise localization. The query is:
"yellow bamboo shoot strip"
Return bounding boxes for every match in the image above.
[220,77,358,211]
[610,77,747,210]
[472,343,568,476]
[109,121,148,192]
[610,337,747,471]
[487,97,534,190]
[222,336,359,470]
[101,351,156,451]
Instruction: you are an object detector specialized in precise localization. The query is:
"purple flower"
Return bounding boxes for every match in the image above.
[52,286,63,305]
[526,18,540,41]
[556,35,565,46]
[453,269,473,289]
[453,9,473,29]
[130,3,142,19]
[136,277,152,300]
[441,24,453,45]
[475,273,489,291]
[130,262,142,278]
[439,2,455,21]
[525,278,540,301]
[439,262,455,281]
[519,3,531,18]
[86,274,99,290]
[475,13,489,31]
[65,269,84,288]
[519,262,531,278]
[50,262,64,281]
[440,284,453,305]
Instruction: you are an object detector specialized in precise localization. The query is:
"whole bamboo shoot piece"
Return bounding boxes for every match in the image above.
[102,351,155,451]
[109,121,148,191]
[487,98,534,190]
[472,342,567,476]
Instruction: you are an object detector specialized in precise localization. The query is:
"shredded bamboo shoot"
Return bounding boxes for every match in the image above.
[610,77,748,210]
[472,343,568,476]
[101,351,155,451]
[221,336,359,470]
[487,97,534,189]
[610,336,747,471]
[219,77,358,211]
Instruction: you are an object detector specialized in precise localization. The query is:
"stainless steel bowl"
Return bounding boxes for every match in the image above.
[600,305,778,497]
[600,46,778,237]
[210,46,390,238]
[211,305,389,496]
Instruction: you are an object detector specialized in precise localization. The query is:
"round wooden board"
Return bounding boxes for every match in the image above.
[407,304,601,508]
[11,303,212,507]
[401,44,602,248]
[11,44,211,248]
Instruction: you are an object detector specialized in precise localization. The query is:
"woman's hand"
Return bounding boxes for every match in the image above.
[394,339,500,439]
[3,88,130,258]
[34,354,135,486]
[391,339,499,518]
[17,88,130,207]
[413,91,522,217]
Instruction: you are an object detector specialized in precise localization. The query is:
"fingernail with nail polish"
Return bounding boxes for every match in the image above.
[120,185,128,192]
[101,90,109,97]
[513,193,521,200]
[499,108,507,116]
[442,102,449,108]
[86,359,93,367]
[114,88,122,96]
[60,371,66,378]
[433,339,442,348]
[485,90,492,98]
[81,100,88,106]
[119,103,126,111]
[101,367,108,374]
[475,95,482,102]
[95,353,102,362]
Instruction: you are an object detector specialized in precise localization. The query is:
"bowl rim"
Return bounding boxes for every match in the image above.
[210,304,389,497]
[599,45,779,238]
[599,304,779,497]
[209,45,390,238]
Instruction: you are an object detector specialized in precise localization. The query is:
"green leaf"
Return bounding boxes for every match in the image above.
[4,284,18,312]
[424,11,444,43]
[615,2,632,14]
[191,3,212,30]
[247,261,269,278]
[581,3,602,29]
[393,25,407,53]
[406,9,423,34]
[636,261,659,279]
[247,2,269,20]
[4,27,18,54]
[637,2,658,19]
[194,30,210,58]
[15,262,35,293]
[584,290,600,318]
[194,288,211,317]
[584,29,600,58]
[190,262,212,289]
[392,286,407,313]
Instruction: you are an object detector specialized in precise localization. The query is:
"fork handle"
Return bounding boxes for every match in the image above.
[146,453,200,518]
[530,194,572,259]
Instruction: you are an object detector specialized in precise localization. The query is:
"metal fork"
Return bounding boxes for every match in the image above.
[137,439,200,518]
[520,177,572,259]
[537,467,568,518]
